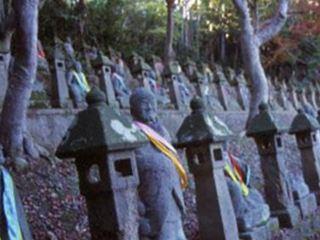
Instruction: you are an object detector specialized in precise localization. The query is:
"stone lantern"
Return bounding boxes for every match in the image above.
[163,61,186,110]
[56,87,148,240]
[290,109,320,204]
[176,98,239,240]
[52,42,72,108]
[92,51,118,108]
[247,103,300,228]
[212,64,229,111]
[131,59,153,91]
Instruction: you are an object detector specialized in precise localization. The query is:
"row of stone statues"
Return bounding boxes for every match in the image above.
[1,85,319,239]
[48,39,320,114]
[1,37,318,114]
[53,86,320,240]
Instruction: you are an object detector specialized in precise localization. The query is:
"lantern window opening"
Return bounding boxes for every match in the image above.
[57,62,64,68]
[213,148,223,161]
[276,137,282,148]
[104,66,110,73]
[115,158,133,177]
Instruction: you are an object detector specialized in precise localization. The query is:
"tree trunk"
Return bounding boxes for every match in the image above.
[164,0,175,66]
[239,8,268,126]
[232,0,289,127]
[219,31,226,64]
[0,0,39,159]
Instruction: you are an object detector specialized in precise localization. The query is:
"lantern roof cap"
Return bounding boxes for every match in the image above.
[176,97,233,148]
[56,87,148,158]
[247,103,287,137]
[289,109,320,134]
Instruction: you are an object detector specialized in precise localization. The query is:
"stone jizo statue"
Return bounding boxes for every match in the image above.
[130,88,187,240]
[0,145,33,240]
[203,116,271,233]
[224,150,271,233]
[111,66,131,98]
[67,61,90,107]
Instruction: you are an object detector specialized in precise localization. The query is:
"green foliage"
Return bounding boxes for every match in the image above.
[38,0,319,73]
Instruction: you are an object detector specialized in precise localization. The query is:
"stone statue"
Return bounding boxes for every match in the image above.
[61,37,91,107]
[67,61,90,108]
[200,63,214,83]
[150,55,165,83]
[0,145,33,240]
[224,150,271,234]
[202,115,271,233]
[110,63,131,108]
[29,40,51,108]
[132,55,171,108]
[144,69,171,107]
[130,88,186,240]
[63,37,77,70]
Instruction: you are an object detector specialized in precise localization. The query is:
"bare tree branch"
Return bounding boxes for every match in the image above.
[232,0,250,17]
[256,0,290,46]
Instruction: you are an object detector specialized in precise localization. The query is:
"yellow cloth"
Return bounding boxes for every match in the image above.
[72,70,90,93]
[135,122,188,189]
[148,136,188,188]
[225,163,249,197]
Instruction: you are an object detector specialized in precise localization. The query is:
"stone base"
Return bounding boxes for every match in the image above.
[271,206,300,228]
[239,218,279,240]
[295,193,317,218]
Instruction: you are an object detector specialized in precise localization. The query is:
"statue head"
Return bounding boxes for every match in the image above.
[130,88,157,125]
[74,61,83,72]
[64,37,74,57]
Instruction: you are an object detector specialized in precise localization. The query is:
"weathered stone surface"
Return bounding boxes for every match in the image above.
[290,110,320,205]
[15,106,320,239]
[247,103,301,228]
[0,53,9,106]
[92,52,119,108]
[130,88,186,240]
[51,44,72,108]
[305,83,318,109]
[56,87,147,239]
[268,77,284,111]
[176,98,239,240]
[164,61,194,110]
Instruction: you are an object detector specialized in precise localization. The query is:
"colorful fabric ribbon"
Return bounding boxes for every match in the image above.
[1,166,23,240]
[134,121,188,189]
[225,152,249,197]
[71,71,90,93]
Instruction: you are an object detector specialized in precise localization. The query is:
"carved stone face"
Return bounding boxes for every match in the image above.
[134,99,157,124]
[130,88,157,125]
